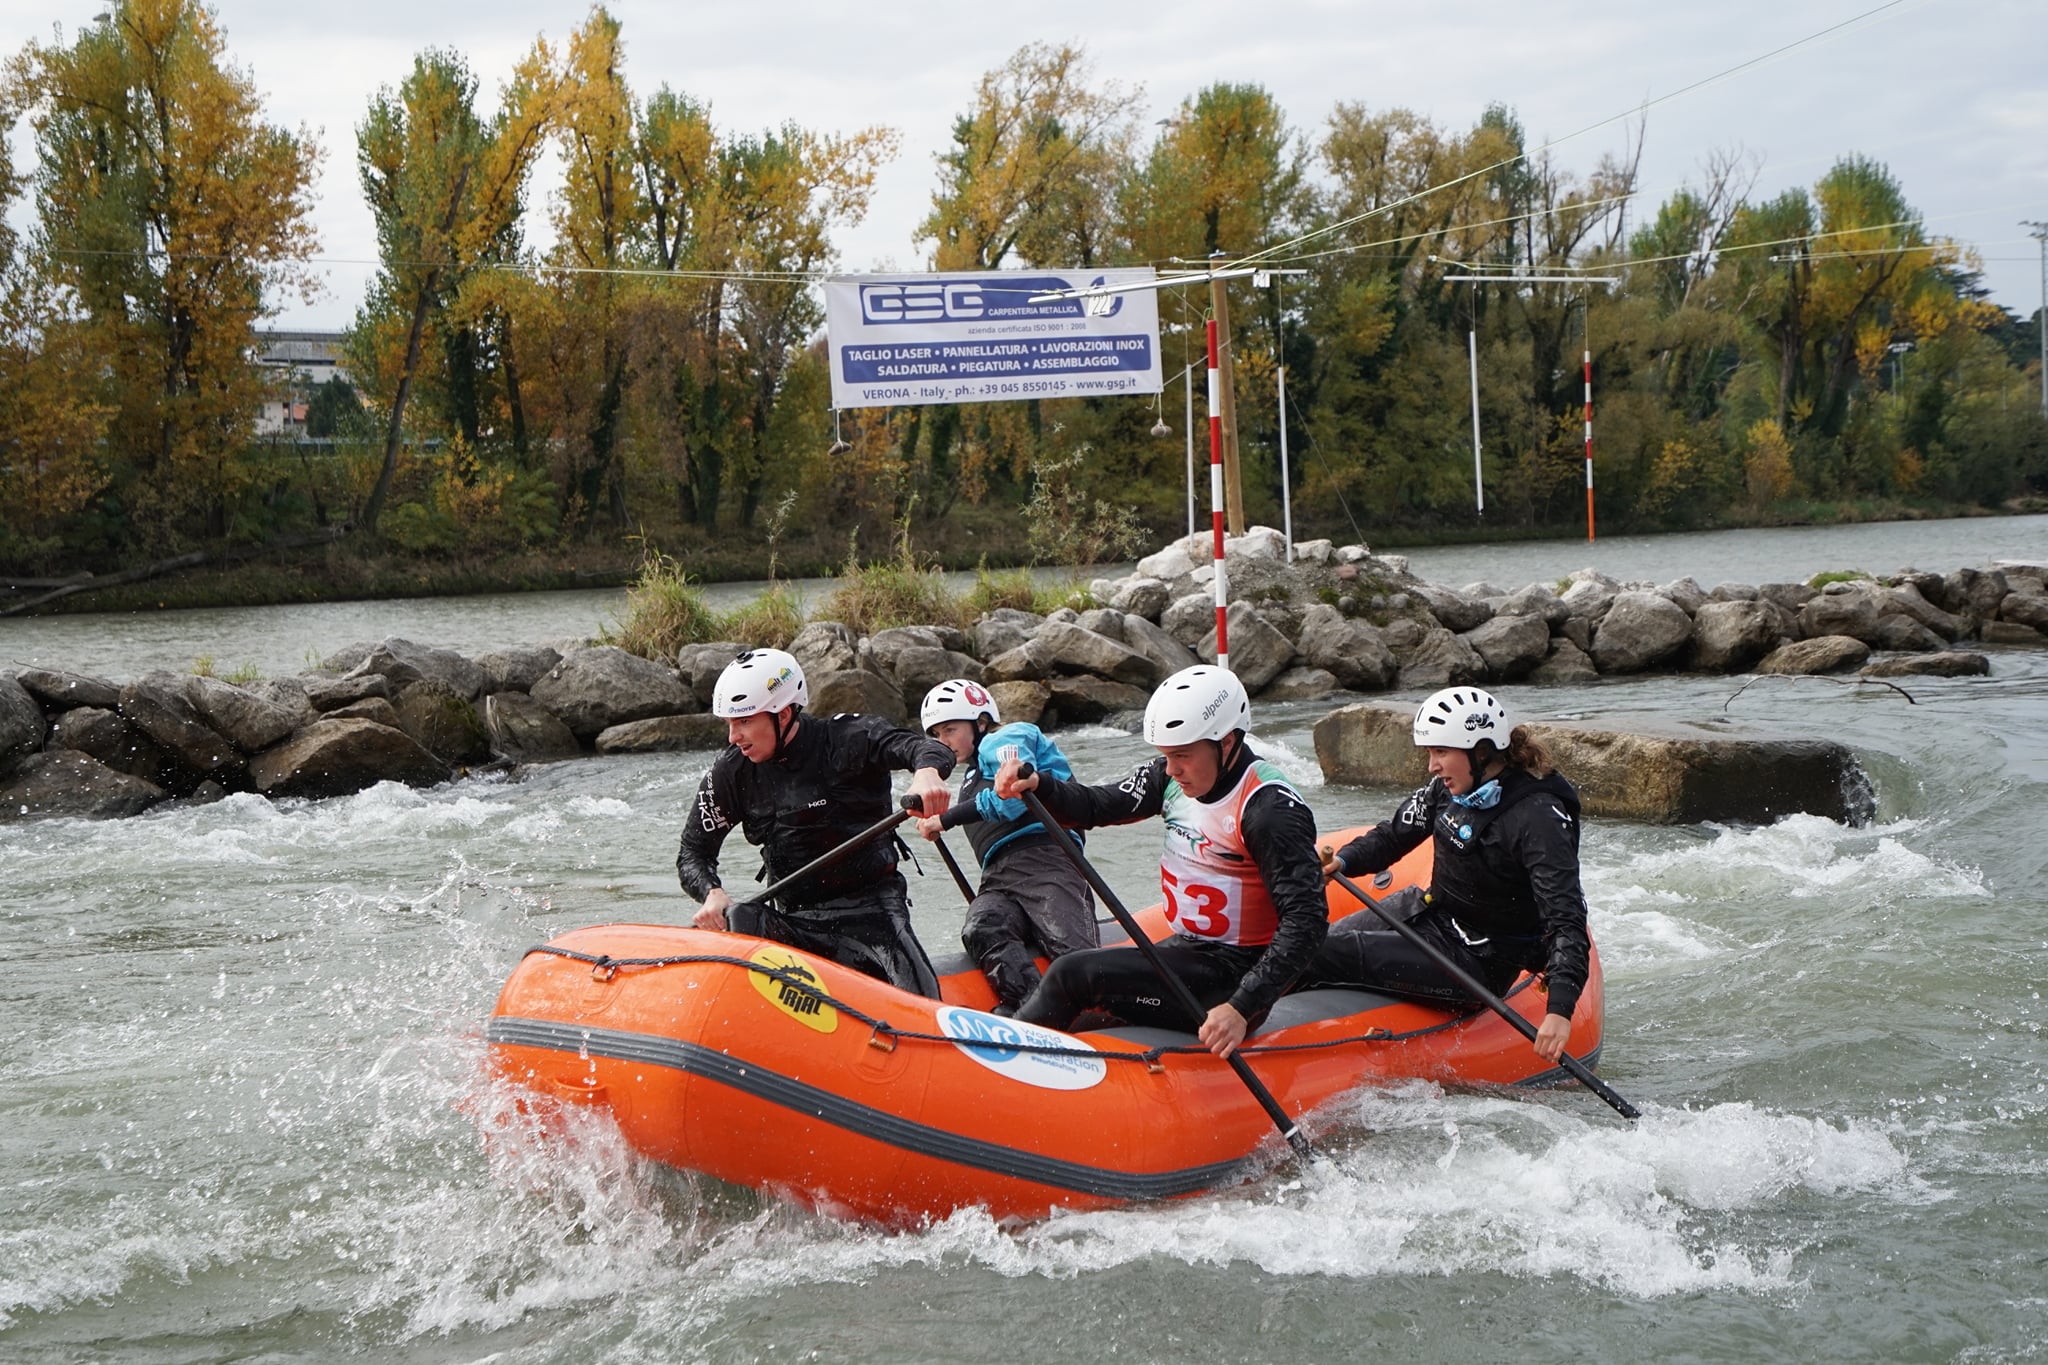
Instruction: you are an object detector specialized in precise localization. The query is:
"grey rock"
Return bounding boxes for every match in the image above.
[810,668,908,726]
[1043,606,1081,626]
[1161,592,1219,650]
[186,675,298,753]
[1880,584,1962,641]
[1758,582,1818,614]
[244,678,319,731]
[0,675,46,764]
[1527,637,1600,685]
[1119,614,1201,685]
[304,673,394,712]
[1862,652,1990,678]
[0,750,162,821]
[391,681,492,766]
[788,621,861,677]
[1981,621,2047,645]
[1394,626,1487,689]
[988,680,1052,727]
[475,645,564,696]
[1708,581,1760,602]
[1293,539,1335,566]
[1045,675,1151,724]
[1496,583,1570,627]
[595,714,730,754]
[1756,636,1871,675]
[482,691,583,764]
[1558,616,1593,653]
[1798,590,1881,643]
[1591,592,1695,674]
[867,626,950,680]
[1690,600,1783,673]
[45,707,170,783]
[248,718,450,799]
[1999,592,2048,632]
[529,646,696,741]
[1657,577,1708,616]
[1558,578,1617,624]
[1411,581,1493,632]
[119,672,241,777]
[1871,615,1945,654]
[891,646,985,701]
[345,638,489,701]
[326,697,402,728]
[1296,604,1399,692]
[1075,608,1128,642]
[673,642,749,707]
[1197,601,1295,693]
[983,639,1051,684]
[313,641,378,676]
[1136,543,1198,582]
[1463,614,1551,681]
[1259,666,1339,701]
[1037,620,1158,687]
[1941,567,2009,622]
[13,668,121,711]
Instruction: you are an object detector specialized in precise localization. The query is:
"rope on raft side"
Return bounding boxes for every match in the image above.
[519,943,1489,1063]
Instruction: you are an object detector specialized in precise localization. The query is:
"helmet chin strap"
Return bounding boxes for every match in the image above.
[770,706,800,762]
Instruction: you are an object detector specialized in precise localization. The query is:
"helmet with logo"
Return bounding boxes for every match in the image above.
[711,648,809,719]
[1143,665,1251,746]
[1412,687,1513,749]
[920,678,1000,735]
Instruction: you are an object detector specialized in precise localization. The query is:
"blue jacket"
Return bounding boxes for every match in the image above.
[938,722,1081,869]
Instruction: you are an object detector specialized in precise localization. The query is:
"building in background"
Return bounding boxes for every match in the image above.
[254,330,350,437]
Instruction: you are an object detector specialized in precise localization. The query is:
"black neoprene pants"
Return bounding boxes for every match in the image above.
[728,873,941,999]
[1013,937,1260,1033]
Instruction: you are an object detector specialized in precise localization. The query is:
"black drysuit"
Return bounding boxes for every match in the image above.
[1306,767,1591,1020]
[675,711,954,997]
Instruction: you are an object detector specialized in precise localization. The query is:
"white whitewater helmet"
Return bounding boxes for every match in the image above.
[712,648,809,719]
[1144,665,1251,747]
[1412,687,1513,750]
[921,678,1000,735]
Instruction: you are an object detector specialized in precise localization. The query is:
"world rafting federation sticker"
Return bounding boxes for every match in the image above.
[750,949,839,1033]
[935,1006,1107,1091]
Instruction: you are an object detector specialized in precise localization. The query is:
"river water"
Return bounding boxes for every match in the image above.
[2,515,2046,1362]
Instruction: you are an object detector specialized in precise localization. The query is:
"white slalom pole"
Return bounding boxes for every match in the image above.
[1584,345,1596,542]
[1208,318,1229,674]
[1277,360,1293,563]
[1185,363,1196,542]
[1468,328,1484,517]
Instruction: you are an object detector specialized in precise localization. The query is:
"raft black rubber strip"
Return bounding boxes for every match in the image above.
[486,1016,1252,1201]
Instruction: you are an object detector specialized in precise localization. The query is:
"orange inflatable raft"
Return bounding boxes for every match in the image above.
[486,835,1609,1224]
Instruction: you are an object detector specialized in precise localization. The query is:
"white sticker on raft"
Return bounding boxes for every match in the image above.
[934,1006,1108,1091]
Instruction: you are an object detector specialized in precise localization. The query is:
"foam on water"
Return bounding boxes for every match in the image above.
[1601,814,1987,903]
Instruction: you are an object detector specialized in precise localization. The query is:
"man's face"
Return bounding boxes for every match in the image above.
[930,719,978,764]
[727,708,788,762]
[1158,740,1221,797]
[1425,745,1478,795]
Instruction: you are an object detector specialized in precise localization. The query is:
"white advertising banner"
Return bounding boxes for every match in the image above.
[823,268,1162,410]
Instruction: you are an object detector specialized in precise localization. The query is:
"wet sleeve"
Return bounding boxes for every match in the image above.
[1513,800,1591,1020]
[862,713,955,779]
[1030,756,1168,831]
[675,763,738,902]
[1332,784,1436,875]
[1228,784,1330,1019]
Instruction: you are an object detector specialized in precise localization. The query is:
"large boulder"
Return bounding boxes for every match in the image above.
[0,750,162,821]
[1,674,46,764]
[1313,703,1873,825]
[788,621,861,677]
[1411,582,1493,633]
[1495,584,1570,628]
[1982,621,2047,645]
[1075,607,1128,642]
[1462,614,1551,681]
[595,714,729,754]
[1590,592,1695,674]
[476,645,565,696]
[344,638,489,701]
[327,697,402,728]
[1657,577,1708,616]
[1689,600,1783,673]
[1394,626,1486,689]
[1559,574,1619,624]
[1044,675,1150,725]
[1197,601,1295,694]
[983,638,1052,684]
[1527,638,1599,684]
[1036,620,1158,687]
[248,719,450,799]
[1758,582,1818,615]
[970,610,1040,661]
[867,626,951,681]
[988,679,1052,727]
[1120,614,1201,683]
[1941,566,2008,622]
[1798,587,1882,643]
[1136,542,1198,583]
[1160,592,1220,650]
[391,681,492,766]
[1296,605,1399,692]
[1871,615,1945,654]
[13,668,122,712]
[890,646,985,701]
[674,642,749,705]
[303,673,394,712]
[2000,592,2048,632]
[1862,651,1990,678]
[1110,576,1172,621]
[119,672,241,778]
[186,676,298,753]
[1260,667,1339,702]
[481,691,583,764]
[1882,585,1961,642]
[528,646,695,741]
[243,678,319,732]
[809,668,908,726]
[1756,636,1871,675]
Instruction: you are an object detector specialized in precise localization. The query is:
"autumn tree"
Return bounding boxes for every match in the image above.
[9,0,319,548]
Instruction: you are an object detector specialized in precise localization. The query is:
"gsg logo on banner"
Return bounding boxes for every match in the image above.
[824,268,1161,412]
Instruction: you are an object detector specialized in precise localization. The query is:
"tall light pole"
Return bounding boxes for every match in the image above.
[1255,267,1308,560]
[2025,221,2048,419]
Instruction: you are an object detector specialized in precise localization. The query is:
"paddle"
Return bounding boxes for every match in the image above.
[750,799,919,905]
[1323,866,1642,1121]
[1010,766,1315,1160]
[903,793,982,903]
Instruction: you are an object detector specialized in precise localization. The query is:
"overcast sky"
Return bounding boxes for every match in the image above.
[4,0,2042,331]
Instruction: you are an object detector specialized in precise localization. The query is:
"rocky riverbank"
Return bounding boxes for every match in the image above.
[3,528,2042,823]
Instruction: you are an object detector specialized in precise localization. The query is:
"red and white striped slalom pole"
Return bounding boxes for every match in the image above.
[1207,318,1229,672]
[1583,347,1596,543]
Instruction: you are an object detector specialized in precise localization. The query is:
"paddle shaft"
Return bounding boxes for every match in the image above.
[1325,867,1641,1121]
[1013,773,1315,1159]
[902,793,981,902]
[752,801,916,905]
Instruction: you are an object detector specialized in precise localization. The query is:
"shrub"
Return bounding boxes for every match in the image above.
[717,580,806,650]
[1807,569,1870,589]
[604,552,722,660]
